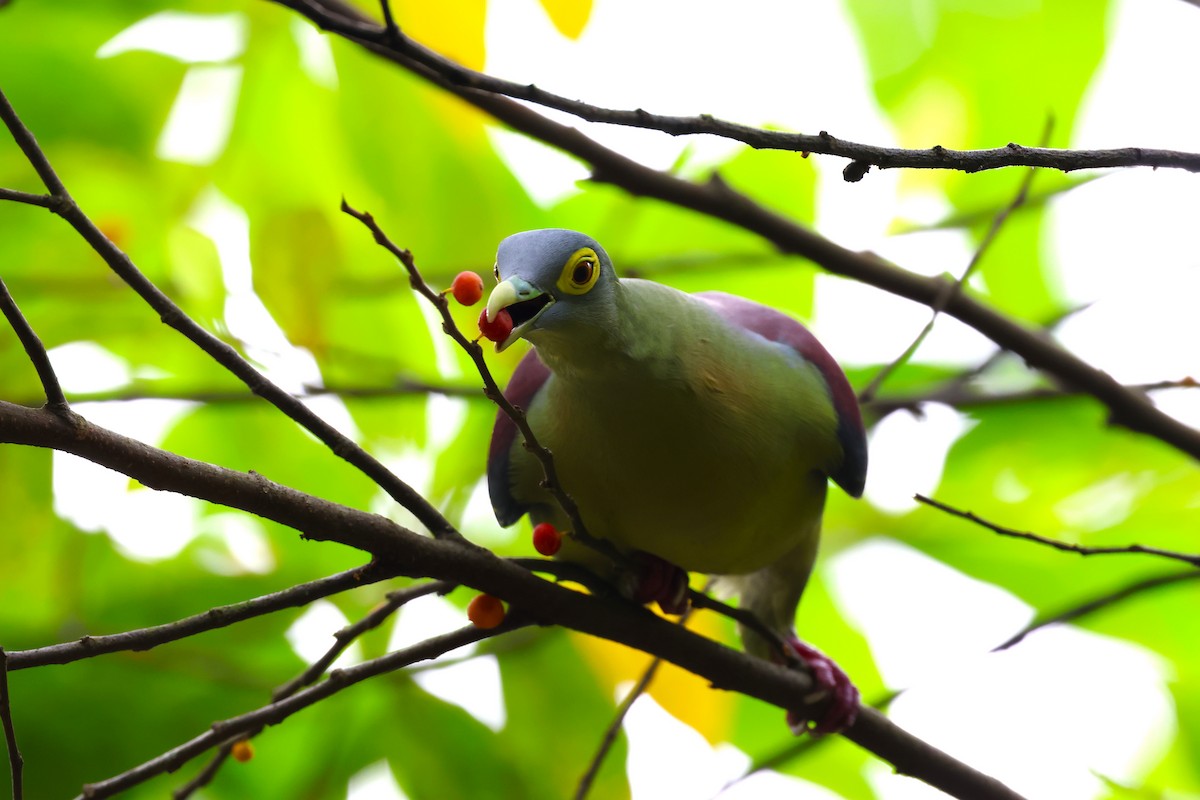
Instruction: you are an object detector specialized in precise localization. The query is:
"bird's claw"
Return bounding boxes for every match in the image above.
[630,553,690,615]
[783,637,859,735]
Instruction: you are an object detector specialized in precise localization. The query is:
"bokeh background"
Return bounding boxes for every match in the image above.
[1,0,1198,797]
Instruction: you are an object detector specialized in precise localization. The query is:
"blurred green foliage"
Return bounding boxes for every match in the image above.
[1,1,1197,798]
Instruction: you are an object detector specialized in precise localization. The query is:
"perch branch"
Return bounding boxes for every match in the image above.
[917,494,1200,567]
[0,399,1024,800]
[270,0,1200,465]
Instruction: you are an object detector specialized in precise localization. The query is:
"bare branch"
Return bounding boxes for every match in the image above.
[0,188,53,208]
[277,1,1200,177]
[0,85,459,540]
[174,579,455,797]
[5,562,395,671]
[0,274,67,410]
[575,655,662,800]
[270,0,1200,465]
[341,201,620,564]
[0,649,22,800]
[78,620,527,799]
[993,569,1200,651]
[0,400,1024,800]
[917,494,1200,568]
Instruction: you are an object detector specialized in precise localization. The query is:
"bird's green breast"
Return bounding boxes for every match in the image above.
[513,281,841,575]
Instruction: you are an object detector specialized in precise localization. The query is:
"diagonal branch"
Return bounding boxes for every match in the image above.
[0,274,67,411]
[270,0,1200,465]
[917,494,1200,568]
[5,562,396,671]
[277,0,1200,178]
[77,619,528,799]
[0,399,1025,800]
[992,569,1200,651]
[0,85,459,540]
[174,578,455,799]
[860,121,1048,403]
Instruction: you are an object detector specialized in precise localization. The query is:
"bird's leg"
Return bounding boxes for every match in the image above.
[629,552,690,615]
[780,636,859,735]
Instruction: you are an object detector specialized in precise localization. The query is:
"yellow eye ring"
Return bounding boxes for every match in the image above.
[556,247,600,296]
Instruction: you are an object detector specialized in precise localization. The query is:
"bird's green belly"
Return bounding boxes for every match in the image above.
[534,382,828,575]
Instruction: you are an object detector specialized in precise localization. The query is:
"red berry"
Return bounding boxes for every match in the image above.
[532,522,562,556]
[467,594,506,629]
[451,271,484,306]
[231,740,255,762]
[478,308,514,343]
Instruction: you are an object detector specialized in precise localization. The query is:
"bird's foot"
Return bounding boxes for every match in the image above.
[781,637,859,735]
[630,552,690,615]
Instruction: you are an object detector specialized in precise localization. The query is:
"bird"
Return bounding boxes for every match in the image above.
[484,229,867,733]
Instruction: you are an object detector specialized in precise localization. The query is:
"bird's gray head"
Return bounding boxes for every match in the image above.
[484,229,619,352]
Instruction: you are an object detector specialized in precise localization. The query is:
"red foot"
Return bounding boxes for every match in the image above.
[631,553,690,615]
[783,637,859,735]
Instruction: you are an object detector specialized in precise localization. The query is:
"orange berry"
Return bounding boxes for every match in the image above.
[451,271,484,306]
[467,594,505,629]
[478,308,514,343]
[532,522,562,556]
[230,740,255,762]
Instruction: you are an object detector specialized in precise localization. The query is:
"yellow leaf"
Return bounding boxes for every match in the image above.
[572,610,734,744]
[390,0,487,70]
[537,0,593,40]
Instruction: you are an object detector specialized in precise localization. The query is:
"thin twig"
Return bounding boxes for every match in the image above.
[575,655,663,800]
[276,1,1200,177]
[860,121,1048,403]
[0,188,53,208]
[917,494,1200,568]
[0,649,22,800]
[6,562,394,670]
[272,579,453,699]
[77,620,528,800]
[993,569,1200,651]
[866,377,1197,417]
[0,275,67,410]
[340,201,620,563]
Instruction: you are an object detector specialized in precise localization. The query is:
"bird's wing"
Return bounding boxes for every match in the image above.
[487,348,552,525]
[697,291,868,497]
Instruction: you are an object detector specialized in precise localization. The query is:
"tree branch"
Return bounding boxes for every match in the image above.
[992,569,1200,651]
[0,399,1024,799]
[275,1,1200,178]
[5,562,396,671]
[0,274,67,411]
[270,0,1200,465]
[917,494,1200,568]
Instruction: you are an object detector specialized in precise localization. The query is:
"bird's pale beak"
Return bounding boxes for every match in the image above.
[486,276,555,351]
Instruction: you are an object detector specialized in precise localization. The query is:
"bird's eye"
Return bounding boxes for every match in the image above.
[493,263,500,282]
[556,247,601,296]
